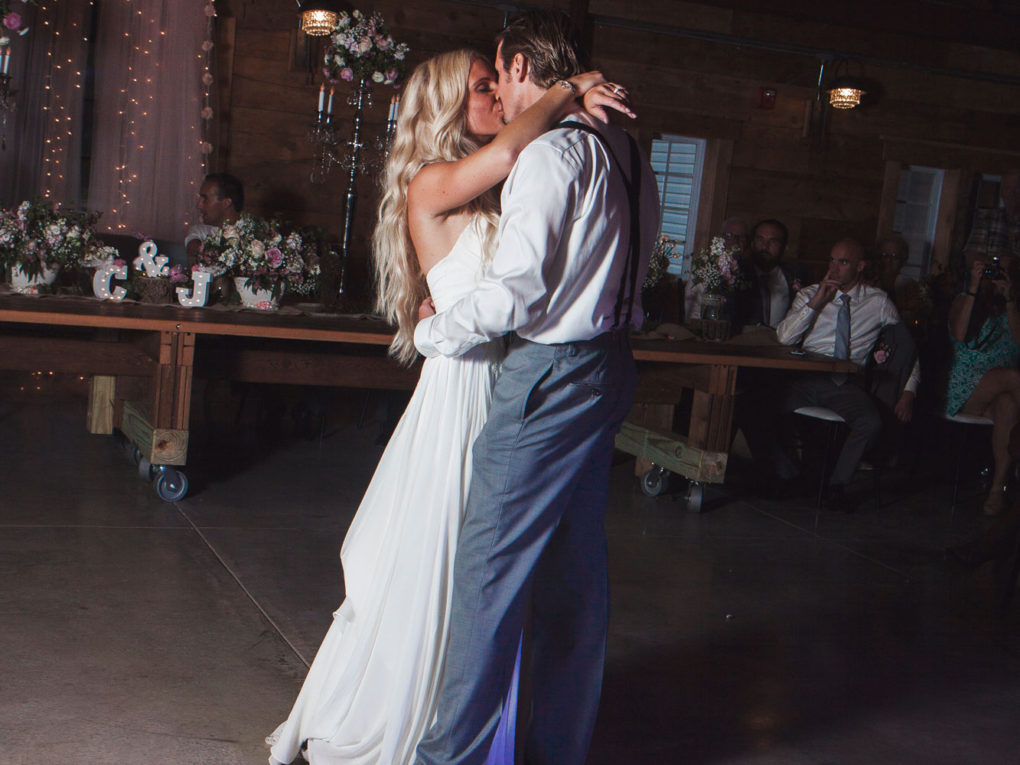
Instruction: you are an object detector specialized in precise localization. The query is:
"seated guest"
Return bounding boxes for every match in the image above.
[771,238,919,512]
[739,218,803,328]
[944,251,1020,515]
[185,173,244,265]
[721,216,752,264]
[873,234,923,325]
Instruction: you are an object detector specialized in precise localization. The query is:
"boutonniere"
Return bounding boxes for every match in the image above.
[790,279,803,293]
[873,341,892,365]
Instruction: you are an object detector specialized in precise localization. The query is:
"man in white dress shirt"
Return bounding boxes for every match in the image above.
[773,238,919,512]
[184,173,243,266]
[414,11,659,765]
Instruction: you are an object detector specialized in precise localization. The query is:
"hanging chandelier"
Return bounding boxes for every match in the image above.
[825,60,867,110]
[827,81,866,109]
[299,2,339,37]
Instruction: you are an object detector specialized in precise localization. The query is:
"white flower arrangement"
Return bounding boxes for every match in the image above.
[0,199,115,280]
[198,213,321,298]
[322,10,408,87]
[685,235,747,295]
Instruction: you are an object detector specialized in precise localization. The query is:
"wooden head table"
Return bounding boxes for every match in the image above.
[0,294,853,500]
[0,295,418,498]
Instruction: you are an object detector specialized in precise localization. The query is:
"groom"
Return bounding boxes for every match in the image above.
[414,10,659,765]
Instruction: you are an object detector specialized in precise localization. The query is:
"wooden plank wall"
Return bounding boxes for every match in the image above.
[214,0,1020,288]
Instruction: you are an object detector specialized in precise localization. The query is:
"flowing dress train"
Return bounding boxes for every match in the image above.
[267,217,515,765]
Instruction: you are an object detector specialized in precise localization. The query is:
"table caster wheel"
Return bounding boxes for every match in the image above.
[137,456,153,480]
[153,467,188,502]
[685,482,704,512]
[641,466,669,497]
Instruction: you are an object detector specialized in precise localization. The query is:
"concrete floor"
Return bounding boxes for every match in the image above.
[2,371,1019,764]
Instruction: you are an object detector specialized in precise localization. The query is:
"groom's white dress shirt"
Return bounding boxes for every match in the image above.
[414,111,659,359]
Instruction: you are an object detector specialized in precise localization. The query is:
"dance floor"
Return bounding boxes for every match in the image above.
[1,371,1019,764]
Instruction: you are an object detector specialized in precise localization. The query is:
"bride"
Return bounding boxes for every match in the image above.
[266,49,631,765]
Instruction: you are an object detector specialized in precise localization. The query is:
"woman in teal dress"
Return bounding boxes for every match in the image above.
[946,253,1020,514]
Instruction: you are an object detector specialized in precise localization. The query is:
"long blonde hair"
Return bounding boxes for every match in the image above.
[373,49,501,365]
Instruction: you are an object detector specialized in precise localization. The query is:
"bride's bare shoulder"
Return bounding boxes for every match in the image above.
[409,205,471,276]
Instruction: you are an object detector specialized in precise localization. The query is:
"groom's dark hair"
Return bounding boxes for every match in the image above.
[495,10,582,89]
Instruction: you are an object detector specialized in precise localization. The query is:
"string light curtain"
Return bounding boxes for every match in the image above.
[86,0,206,241]
[0,0,92,206]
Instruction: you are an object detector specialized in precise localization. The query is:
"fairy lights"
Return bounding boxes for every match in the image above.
[37,0,91,200]
[28,1,211,236]
[103,1,211,232]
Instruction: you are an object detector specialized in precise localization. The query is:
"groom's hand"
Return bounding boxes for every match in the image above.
[418,296,436,321]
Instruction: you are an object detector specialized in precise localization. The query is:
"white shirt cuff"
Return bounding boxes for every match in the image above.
[413,317,441,359]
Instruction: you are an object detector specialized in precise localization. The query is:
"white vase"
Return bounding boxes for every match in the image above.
[10,263,60,293]
[233,276,282,310]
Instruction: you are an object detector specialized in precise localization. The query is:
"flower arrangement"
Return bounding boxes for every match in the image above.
[644,235,681,290]
[0,199,117,280]
[198,213,321,298]
[686,235,747,295]
[322,10,408,87]
[1,0,32,42]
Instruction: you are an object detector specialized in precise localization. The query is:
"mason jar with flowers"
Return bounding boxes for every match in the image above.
[198,213,320,310]
[684,235,748,340]
[0,199,115,294]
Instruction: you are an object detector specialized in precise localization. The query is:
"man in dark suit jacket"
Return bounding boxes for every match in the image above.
[739,219,803,328]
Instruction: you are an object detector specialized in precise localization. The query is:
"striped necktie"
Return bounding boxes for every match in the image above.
[832,293,851,385]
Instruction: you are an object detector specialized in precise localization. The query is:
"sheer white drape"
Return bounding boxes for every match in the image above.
[86,1,207,241]
[0,0,91,206]
[0,1,206,238]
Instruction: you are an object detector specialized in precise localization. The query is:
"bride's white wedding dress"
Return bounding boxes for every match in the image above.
[267,216,515,765]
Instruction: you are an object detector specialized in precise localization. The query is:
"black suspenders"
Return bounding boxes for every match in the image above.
[558,120,643,329]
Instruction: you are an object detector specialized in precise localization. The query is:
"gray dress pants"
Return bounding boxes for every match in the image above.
[777,374,883,487]
[416,331,637,765]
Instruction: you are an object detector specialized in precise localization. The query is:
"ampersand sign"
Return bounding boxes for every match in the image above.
[133,240,169,277]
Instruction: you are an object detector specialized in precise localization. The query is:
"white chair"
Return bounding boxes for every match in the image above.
[938,411,994,511]
[794,406,880,515]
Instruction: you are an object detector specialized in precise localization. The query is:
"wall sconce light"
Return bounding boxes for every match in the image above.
[825,59,867,110]
[298,2,339,37]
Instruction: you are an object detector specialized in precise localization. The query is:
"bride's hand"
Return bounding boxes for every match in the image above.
[574,75,635,123]
[418,296,436,321]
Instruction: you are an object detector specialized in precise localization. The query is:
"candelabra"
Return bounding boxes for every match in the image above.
[306,79,398,306]
[308,112,338,185]
[334,78,374,302]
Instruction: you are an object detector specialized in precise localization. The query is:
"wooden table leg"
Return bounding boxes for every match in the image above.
[87,375,117,434]
[121,329,190,466]
[689,364,739,453]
